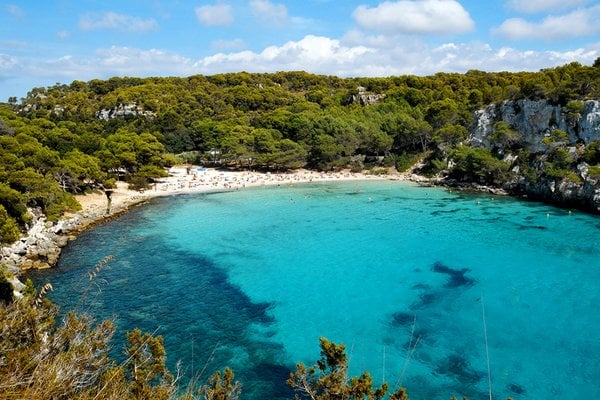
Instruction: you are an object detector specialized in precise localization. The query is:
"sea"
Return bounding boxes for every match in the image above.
[29,180,600,399]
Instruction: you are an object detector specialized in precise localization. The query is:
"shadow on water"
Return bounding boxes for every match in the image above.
[430,207,470,215]
[140,247,294,399]
[517,224,548,231]
[434,354,484,384]
[507,382,526,395]
[391,312,414,327]
[432,261,476,288]
[411,283,430,290]
[383,261,500,399]
[30,227,295,400]
[412,292,440,309]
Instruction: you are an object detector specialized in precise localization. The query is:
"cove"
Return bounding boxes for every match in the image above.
[30,180,600,399]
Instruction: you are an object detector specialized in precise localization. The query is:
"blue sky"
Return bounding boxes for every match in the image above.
[1,0,599,101]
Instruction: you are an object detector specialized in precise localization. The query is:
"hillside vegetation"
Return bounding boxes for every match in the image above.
[1,61,600,243]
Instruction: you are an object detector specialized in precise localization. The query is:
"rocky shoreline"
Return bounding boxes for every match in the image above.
[0,192,149,299]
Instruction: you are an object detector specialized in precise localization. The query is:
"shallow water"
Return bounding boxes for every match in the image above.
[31,181,600,399]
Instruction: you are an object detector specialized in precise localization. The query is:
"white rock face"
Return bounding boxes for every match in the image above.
[348,86,386,106]
[579,100,600,143]
[471,100,600,152]
[96,103,156,120]
[0,210,70,273]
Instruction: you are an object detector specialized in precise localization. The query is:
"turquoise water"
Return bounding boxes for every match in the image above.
[30,181,600,399]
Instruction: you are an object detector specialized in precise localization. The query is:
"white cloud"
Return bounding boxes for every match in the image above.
[79,12,159,32]
[57,31,69,40]
[1,38,598,100]
[196,35,372,75]
[494,5,600,40]
[92,47,194,75]
[195,2,234,27]
[212,38,246,51]
[194,36,599,77]
[505,0,591,14]
[0,54,18,70]
[6,4,24,18]
[250,0,288,26]
[352,0,475,35]
[0,40,30,51]
[4,39,598,82]
[0,47,194,83]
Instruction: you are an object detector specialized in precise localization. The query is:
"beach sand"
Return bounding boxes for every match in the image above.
[73,167,401,221]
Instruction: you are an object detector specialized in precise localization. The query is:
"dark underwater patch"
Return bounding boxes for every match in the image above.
[431,208,467,216]
[410,291,440,310]
[507,383,526,395]
[244,362,295,400]
[432,261,475,288]
[392,312,414,326]
[40,221,284,399]
[517,224,548,231]
[411,283,430,290]
[435,354,484,384]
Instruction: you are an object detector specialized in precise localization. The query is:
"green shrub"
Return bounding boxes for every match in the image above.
[127,174,151,191]
[395,152,425,172]
[0,183,30,226]
[543,129,568,145]
[44,191,81,222]
[548,147,573,169]
[489,122,522,150]
[583,141,600,164]
[587,165,600,178]
[0,205,20,244]
[449,145,510,183]
[564,100,585,117]
[544,167,583,183]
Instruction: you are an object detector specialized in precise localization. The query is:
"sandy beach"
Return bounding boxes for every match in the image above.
[74,167,401,219]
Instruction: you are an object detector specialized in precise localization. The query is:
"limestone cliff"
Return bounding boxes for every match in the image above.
[471,99,600,152]
[469,99,600,212]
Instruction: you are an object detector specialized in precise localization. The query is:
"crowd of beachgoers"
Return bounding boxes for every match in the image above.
[72,166,401,241]
[151,167,391,194]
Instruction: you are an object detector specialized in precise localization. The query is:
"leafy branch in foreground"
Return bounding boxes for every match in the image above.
[287,337,409,400]
[196,367,241,400]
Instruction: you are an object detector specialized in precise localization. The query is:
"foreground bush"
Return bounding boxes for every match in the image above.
[0,291,240,400]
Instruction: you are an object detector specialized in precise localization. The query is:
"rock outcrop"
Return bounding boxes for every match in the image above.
[96,103,156,120]
[1,212,72,276]
[469,99,600,213]
[521,170,600,211]
[348,86,386,106]
[0,196,142,278]
[471,99,600,152]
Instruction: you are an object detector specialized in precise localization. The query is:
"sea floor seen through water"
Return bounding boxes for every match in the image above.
[30,181,600,399]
